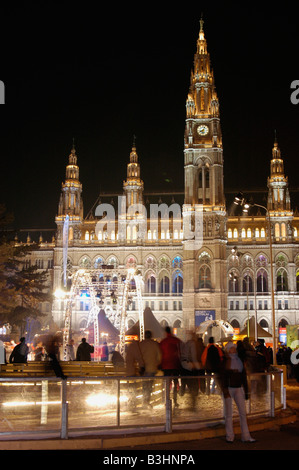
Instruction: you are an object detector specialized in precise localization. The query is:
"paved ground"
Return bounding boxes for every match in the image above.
[112,379,299,451]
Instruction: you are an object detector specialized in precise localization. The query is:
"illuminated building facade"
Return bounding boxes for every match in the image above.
[24,22,299,342]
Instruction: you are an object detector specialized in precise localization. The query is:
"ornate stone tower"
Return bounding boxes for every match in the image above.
[55,142,83,244]
[123,140,144,208]
[267,135,293,242]
[183,18,227,329]
[120,141,146,243]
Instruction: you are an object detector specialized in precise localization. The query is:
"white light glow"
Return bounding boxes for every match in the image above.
[54,288,65,299]
[3,401,61,407]
[86,393,128,408]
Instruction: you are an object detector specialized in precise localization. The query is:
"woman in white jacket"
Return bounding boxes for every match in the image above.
[221,341,256,443]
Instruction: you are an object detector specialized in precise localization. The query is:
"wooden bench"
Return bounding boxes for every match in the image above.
[0,361,125,377]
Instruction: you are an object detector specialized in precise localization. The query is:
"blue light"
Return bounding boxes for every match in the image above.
[80,290,90,300]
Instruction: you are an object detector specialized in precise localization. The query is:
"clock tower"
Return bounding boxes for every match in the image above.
[183,18,227,329]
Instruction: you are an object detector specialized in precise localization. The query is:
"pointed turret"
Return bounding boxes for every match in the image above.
[123,138,144,208]
[55,141,83,245]
[65,139,80,182]
[186,16,219,120]
[267,134,291,213]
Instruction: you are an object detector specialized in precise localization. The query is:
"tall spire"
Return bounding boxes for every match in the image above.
[57,142,83,217]
[197,13,208,57]
[184,19,224,206]
[123,139,144,207]
[199,13,204,32]
[270,132,284,177]
[129,135,138,164]
[186,17,218,120]
[66,140,79,180]
[267,134,291,213]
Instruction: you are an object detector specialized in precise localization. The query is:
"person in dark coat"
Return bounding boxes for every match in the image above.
[201,336,224,373]
[100,341,109,361]
[201,336,224,394]
[76,338,94,361]
[46,336,67,380]
[9,337,29,363]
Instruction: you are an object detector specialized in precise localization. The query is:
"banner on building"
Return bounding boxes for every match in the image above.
[195,310,215,326]
[286,324,299,348]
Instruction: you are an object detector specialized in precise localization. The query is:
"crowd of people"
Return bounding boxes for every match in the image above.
[124,327,261,442]
[4,328,299,443]
[2,336,104,364]
[125,328,279,381]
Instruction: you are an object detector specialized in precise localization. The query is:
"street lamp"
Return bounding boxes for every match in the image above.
[234,193,277,364]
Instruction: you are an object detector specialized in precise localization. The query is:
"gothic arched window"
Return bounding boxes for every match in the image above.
[199,265,211,289]
[228,272,239,293]
[256,254,268,269]
[173,271,183,293]
[79,256,91,268]
[198,165,210,202]
[243,273,253,293]
[172,256,183,269]
[159,256,170,270]
[257,269,268,293]
[126,256,136,268]
[277,268,288,291]
[94,256,104,268]
[146,275,156,293]
[205,168,210,189]
[145,256,156,270]
[198,169,203,189]
[159,275,170,294]
[260,319,269,329]
[230,319,240,329]
[199,251,212,289]
[107,256,118,268]
[275,223,280,239]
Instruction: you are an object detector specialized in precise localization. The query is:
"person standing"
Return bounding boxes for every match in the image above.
[140,330,161,407]
[201,336,223,394]
[140,330,161,375]
[100,341,109,361]
[46,336,67,380]
[180,331,201,408]
[76,338,94,361]
[125,339,145,376]
[221,341,256,443]
[125,340,145,412]
[159,326,182,407]
[9,337,29,364]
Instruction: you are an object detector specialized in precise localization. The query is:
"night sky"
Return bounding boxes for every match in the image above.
[0,2,298,231]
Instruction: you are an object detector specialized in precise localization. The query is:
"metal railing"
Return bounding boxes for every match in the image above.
[0,370,284,440]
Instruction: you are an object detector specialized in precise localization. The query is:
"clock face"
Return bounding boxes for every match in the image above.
[197,125,209,136]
